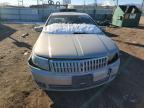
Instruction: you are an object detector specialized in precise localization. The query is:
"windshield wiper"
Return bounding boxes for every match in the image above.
[73,32,87,34]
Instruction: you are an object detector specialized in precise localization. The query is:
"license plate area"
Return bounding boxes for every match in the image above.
[72,74,93,88]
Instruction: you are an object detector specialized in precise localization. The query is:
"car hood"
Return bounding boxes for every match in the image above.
[33,32,118,59]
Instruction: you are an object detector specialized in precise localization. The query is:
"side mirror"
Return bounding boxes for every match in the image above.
[34,25,44,32]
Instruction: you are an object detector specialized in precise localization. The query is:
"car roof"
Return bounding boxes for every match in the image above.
[51,12,89,16]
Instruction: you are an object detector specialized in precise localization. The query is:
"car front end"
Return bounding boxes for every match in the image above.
[28,12,120,91]
[28,54,120,91]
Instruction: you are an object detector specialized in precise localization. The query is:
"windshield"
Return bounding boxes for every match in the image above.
[46,15,96,25]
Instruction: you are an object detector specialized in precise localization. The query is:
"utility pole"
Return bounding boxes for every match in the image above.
[113,0,118,7]
[94,0,97,18]
[116,0,118,6]
[37,0,39,18]
[95,0,97,7]
[83,0,85,12]
[18,0,23,7]
[141,0,144,11]
[18,0,23,21]
[40,0,44,21]
[37,0,39,5]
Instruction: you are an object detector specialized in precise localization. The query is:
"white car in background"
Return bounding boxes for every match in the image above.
[28,12,120,91]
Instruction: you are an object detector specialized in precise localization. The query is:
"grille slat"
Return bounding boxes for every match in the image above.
[49,57,107,73]
[72,62,75,72]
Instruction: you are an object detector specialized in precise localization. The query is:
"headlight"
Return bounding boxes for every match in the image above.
[108,52,119,64]
[32,54,49,70]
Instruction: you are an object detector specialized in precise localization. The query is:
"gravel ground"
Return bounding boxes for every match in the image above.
[0,17,144,108]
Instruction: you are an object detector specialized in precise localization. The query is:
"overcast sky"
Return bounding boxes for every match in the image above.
[0,0,143,6]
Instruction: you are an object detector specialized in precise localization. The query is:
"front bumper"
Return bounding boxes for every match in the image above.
[28,58,120,91]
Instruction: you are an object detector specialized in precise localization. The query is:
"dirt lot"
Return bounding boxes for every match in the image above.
[0,17,144,108]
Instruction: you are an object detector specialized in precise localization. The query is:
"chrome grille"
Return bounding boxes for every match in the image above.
[49,57,108,73]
